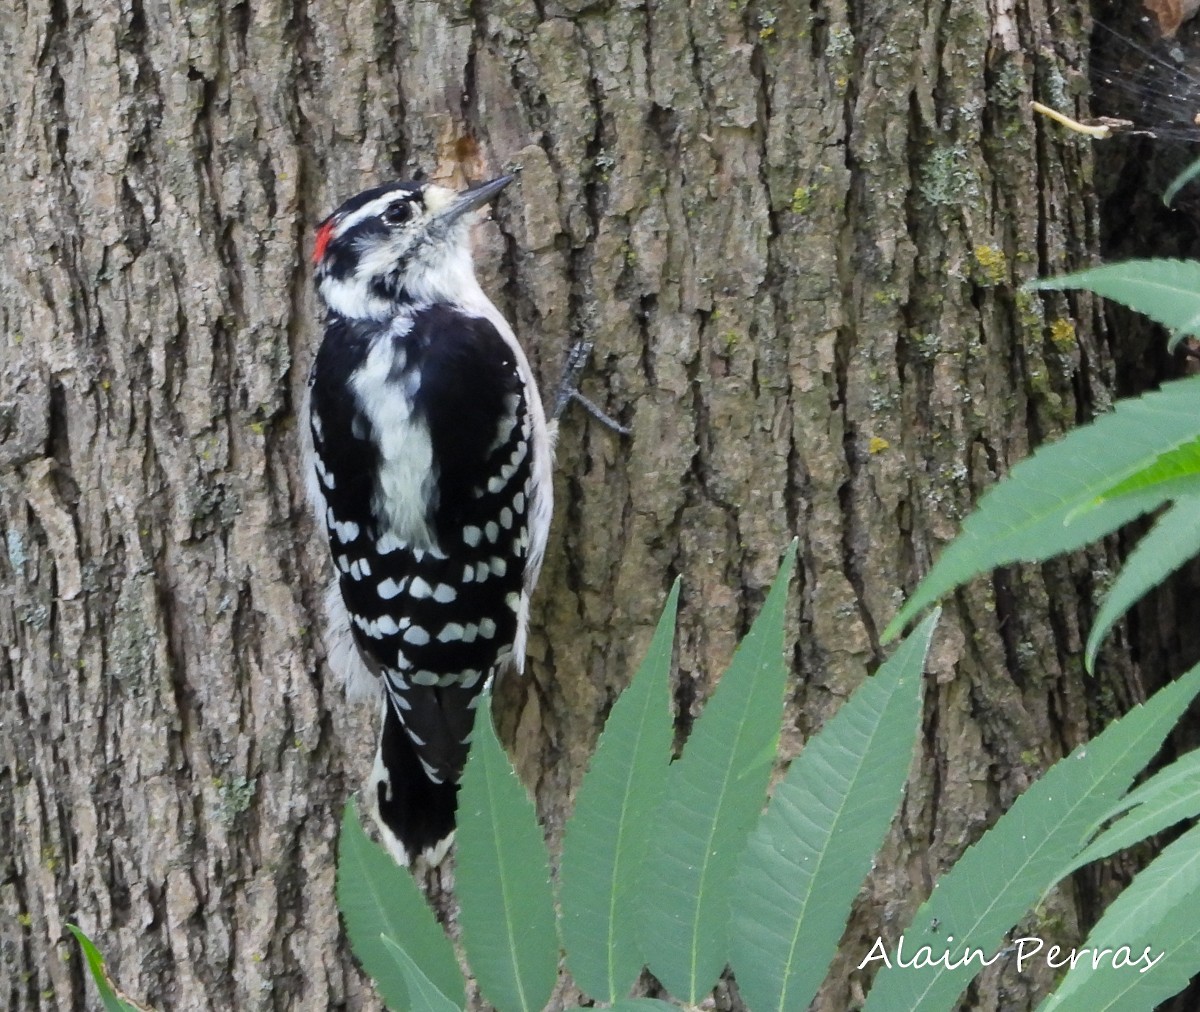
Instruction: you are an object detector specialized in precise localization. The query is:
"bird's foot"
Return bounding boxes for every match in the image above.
[551,338,632,436]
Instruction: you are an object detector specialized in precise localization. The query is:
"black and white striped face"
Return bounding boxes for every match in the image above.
[312,176,513,320]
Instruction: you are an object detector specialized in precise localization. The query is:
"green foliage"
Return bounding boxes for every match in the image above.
[559,581,678,1001]
[1074,436,1200,508]
[379,936,464,1012]
[728,611,934,1012]
[858,253,1200,1010]
[71,520,1200,1011]
[456,696,558,1012]
[884,258,1200,671]
[883,374,1200,667]
[76,633,1200,1012]
[1040,821,1200,1011]
[638,545,795,1002]
[1163,155,1200,209]
[1085,497,1200,670]
[337,804,464,1010]
[331,533,1200,1012]
[1064,747,1200,875]
[863,662,1200,1012]
[333,545,943,1010]
[1027,259,1200,351]
[66,925,140,1012]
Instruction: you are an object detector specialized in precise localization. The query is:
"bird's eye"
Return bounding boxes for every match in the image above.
[382,200,414,226]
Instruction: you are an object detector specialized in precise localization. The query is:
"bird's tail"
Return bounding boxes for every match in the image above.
[367,695,459,866]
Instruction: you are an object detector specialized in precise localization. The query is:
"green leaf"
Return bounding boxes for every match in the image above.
[1063,748,1200,874]
[560,581,679,1002]
[1026,260,1200,350]
[337,803,464,1011]
[1085,497,1200,671]
[65,925,140,1012]
[729,612,936,1012]
[1039,821,1200,1012]
[379,935,464,1012]
[883,376,1200,641]
[639,542,797,1004]
[861,661,1200,1012]
[456,695,558,1012]
[1164,155,1200,208]
[1073,438,1200,511]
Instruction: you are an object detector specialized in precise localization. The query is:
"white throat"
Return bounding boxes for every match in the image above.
[319,234,495,322]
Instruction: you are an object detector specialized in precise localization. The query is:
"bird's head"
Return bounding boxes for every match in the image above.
[312,175,513,321]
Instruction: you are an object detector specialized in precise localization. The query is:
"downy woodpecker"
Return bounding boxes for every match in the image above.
[305,176,553,866]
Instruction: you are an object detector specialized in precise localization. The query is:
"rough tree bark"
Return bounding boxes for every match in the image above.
[0,0,1157,1009]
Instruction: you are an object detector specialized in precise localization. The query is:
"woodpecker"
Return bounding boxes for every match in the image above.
[305,175,553,866]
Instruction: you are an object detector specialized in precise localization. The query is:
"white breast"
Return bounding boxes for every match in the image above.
[349,320,438,551]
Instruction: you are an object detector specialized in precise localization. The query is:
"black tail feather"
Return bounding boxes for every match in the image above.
[373,696,459,864]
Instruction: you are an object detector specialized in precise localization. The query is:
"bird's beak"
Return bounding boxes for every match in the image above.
[433,175,515,229]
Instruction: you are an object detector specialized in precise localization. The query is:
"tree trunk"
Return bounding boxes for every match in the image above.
[0,0,1150,1009]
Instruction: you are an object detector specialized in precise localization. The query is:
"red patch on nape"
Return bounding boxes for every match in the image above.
[312,218,336,265]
